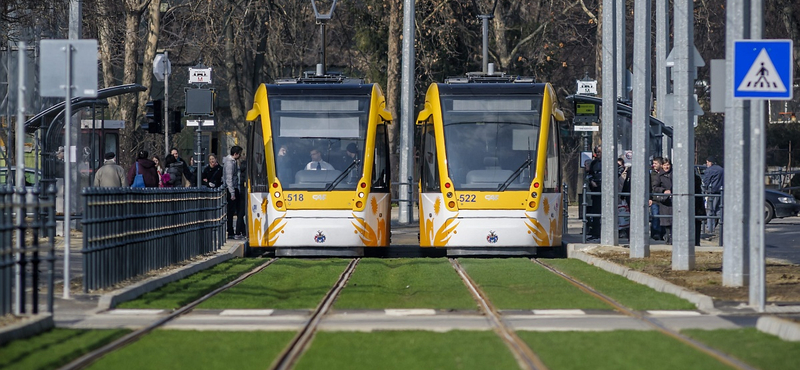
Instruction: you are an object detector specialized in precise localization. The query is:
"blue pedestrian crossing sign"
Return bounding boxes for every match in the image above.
[734,40,793,100]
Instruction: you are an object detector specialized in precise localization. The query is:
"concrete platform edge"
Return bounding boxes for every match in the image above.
[568,246,716,311]
[756,316,800,341]
[97,242,245,310]
[0,314,54,346]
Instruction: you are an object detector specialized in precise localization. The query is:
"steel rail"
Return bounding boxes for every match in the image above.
[532,258,756,370]
[59,257,279,370]
[450,258,548,370]
[269,258,360,370]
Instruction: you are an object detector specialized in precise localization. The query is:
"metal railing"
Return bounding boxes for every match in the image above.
[0,184,57,316]
[391,176,417,224]
[81,187,226,292]
[580,183,723,244]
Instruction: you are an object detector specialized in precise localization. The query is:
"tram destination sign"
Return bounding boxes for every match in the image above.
[573,125,599,132]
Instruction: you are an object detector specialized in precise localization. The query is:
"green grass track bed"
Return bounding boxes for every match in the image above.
[198,258,352,309]
[335,258,477,310]
[541,258,696,310]
[684,328,800,370]
[518,330,732,370]
[86,330,295,370]
[294,331,520,370]
[0,328,129,370]
[119,257,268,309]
[458,258,611,310]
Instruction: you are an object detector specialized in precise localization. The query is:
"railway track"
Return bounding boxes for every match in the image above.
[450,258,549,370]
[268,258,360,370]
[59,258,279,370]
[531,258,756,370]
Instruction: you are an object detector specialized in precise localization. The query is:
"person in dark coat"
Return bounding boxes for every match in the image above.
[127,150,160,188]
[653,159,673,243]
[586,146,603,240]
[649,157,665,240]
[201,154,224,188]
[702,155,724,234]
[694,172,707,246]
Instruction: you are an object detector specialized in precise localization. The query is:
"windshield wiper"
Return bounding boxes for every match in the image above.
[325,160,361,191]
[497,158,532,192]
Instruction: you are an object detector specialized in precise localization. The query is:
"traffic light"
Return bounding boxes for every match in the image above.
[171,110,182,134]
[145,100,163,134]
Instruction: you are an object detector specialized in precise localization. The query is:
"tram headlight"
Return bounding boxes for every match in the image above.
[447,192,453,198]
[358,192,365,198]
[274,191,281,198]
[530,192,538,198]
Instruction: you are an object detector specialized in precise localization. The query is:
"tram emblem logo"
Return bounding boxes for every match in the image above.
[314,231,326,243]
[485,195,499,201]
[312,194,327,200]
[487,231,498,244]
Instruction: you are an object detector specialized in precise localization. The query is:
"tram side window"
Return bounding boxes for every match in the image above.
[543,116,560,191]
[420,124,440,192]
[251,118,269,192]
[372,125,389,191]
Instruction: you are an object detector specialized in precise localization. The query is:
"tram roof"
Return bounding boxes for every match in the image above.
[435,82,548,96]
[265,82,374,96]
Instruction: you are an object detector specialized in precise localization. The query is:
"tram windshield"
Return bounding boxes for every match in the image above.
[441,96,542,191]
[269,95,369,190]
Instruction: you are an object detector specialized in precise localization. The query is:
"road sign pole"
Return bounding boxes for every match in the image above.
[724,0,751,287]
[14,42,27,314]
[62,44,73,299]
[164,51,170,155]
[748,0,766,313]
[601,0,619,246]
[630,0,651,259]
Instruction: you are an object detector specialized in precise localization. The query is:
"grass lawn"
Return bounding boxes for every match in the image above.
[517,330,733,370]
[198,258,352,309]
[457,258,611,310]
[294,331,520,370]
[0,328,129,370]
[541,258,696,310]
[684,328,800,370]
[87,330,295,370]
[118,258,268,309]
[334,258,477,310]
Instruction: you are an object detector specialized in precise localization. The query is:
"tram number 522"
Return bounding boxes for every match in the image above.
[458,194,476,203]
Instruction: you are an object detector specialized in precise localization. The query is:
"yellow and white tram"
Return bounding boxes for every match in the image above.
[245,79,392,256]
[415,74,566,256]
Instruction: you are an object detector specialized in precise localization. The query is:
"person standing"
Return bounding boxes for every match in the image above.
[586,146,602,241]
[649,157,665,240]
[653,158,673,244]
[94,152,127,187]
[201,154,224,188]
[152,155,164,187]
[126,150,160,188]
[703,156,724,234]
[170,148,196,187]
[224,146,244,239]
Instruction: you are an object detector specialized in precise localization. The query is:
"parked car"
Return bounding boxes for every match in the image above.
[0,166,42,205]
[764,188,800,223]
[695,165,800,224]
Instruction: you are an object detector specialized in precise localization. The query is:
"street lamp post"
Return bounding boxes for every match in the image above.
[153,51,171,153]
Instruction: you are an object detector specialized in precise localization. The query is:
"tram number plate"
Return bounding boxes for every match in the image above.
[286,193,304,202]
[458,194,476,203]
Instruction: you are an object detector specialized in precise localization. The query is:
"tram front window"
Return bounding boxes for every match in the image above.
[441,96,541,191]
[269,95,369,190]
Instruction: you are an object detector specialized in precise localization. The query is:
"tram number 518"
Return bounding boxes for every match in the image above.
[458,194,476,203]
[286,193,304,202]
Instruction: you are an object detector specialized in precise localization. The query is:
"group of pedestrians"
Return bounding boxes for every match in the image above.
[585,148,723,244]
[93,146,248,240]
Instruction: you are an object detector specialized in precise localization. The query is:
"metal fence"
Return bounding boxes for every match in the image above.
[580,183,723,244]
[0,184,57,316]
[81,187,226,292]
